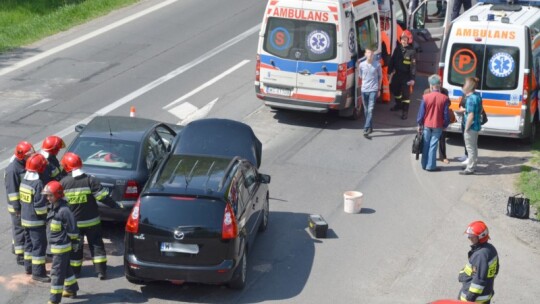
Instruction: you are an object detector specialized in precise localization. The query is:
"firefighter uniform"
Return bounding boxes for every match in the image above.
[388,43,416,119]
[47,198,79,303]
[42,151,66,184]
[458,242,499,303]
[20,173,48,277]
[60,171,118,277]
[4,157,27,265]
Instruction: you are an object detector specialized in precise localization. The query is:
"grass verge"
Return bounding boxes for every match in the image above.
[517,139,540,220]
[0,0,139,53]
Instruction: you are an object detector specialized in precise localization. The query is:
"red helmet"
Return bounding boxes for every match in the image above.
[15,141,35,160]
[25,153,48,173]
[42,181,64,200]
[401,30,413,44]
[61,152,82,173]
[465,221,490,243]
[42,136,66,155]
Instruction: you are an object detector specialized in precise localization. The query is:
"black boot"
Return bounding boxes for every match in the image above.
[401,103,409,120]
[390,102,402,111]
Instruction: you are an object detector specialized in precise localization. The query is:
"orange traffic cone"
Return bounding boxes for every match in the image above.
[130,106,136,117]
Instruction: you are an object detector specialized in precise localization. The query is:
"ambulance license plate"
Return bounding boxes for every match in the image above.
[267,86,291,96]
[160,242,199,254]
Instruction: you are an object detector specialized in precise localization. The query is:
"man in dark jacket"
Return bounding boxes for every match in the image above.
[60,152,120,280]
[41,135,67,184]
[388,30,416,120]
[4,141,34,266]
[43,181,79,304]
[459,221,499,303]
[20,153,50,282]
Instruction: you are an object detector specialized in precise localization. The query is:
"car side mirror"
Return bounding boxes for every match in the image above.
[75,124,86,133]
[259,173,271,184]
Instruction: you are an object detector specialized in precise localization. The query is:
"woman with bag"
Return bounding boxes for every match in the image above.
[457,77,482,175]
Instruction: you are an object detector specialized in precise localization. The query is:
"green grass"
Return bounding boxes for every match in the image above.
[517,138,540,219]
[0,0,139,53]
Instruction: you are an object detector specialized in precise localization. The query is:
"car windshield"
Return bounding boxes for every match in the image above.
[153,155,230,192]
[69,137,138,170]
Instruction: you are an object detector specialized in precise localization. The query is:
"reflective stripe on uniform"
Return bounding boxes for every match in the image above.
[34,205,48,215]
[64,275,77,286]
[19,184,34,203]
[50,285,63,294]
[68,233,79,240]
[8,192,19,202]
[70,260,82,267]
[51,167,60,178]
[93,187,109,201]
[487,256,498,278]
[64,187,91,204]
[50,220,62,232]
[21,219,45,227]
[469,282,485,294]
[14,245,24,255]
[24,252,32,260]
[93,255,107,264]
[463,263,473,276]
[51,243,72,254]
[7,206,15,213]
[77,216,100,228]
[32,256,46,265]
[460,292,492,303]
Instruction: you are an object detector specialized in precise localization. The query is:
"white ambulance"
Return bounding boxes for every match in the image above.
[255,0,400,118]
[439,0,540,143]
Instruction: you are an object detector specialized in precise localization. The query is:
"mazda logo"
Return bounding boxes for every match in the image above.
[174,230,184,240]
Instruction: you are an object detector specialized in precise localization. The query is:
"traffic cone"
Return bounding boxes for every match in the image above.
[130,106,136,117]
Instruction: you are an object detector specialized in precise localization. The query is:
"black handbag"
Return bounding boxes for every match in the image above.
[507,194,530,219]
[481,107,488,125]
[412,130,423,160]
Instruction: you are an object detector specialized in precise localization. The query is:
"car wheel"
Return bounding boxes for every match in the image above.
[228,248,247,290]
[258,193,269,232]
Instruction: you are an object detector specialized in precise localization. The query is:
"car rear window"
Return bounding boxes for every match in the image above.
[152,155,230,192]
[69,137,138,170]
[264,17,337,61]
[448,43,520,90]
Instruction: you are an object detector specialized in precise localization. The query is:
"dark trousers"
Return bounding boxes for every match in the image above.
[70,224,107,274]
[390,77,412,113]
[438,130,447,159]
[10,213,26,262]
[451,0,472,20]
[50,251,79,303]
[24,226,47,276]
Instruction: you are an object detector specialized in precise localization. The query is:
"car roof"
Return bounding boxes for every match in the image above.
[173,118,262,168]
[78,116,163,142]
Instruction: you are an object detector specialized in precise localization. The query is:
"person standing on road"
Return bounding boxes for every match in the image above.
[60,152,121,280]
[457,77,482,175]
[451,0,472,20]
[416,74,450,171]
[43,181,79,304]
[458,220,499,303]
[358,47,382,137]
[41,136,67,184]
[388,30,416,120]
[19,153,50,282]
[4,141,35,266]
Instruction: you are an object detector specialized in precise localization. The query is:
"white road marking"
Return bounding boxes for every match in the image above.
[163,60,250,110]
[178,98,218,126]
[31,98,51,107]
[0,24,261,170]
[0,0,179,77]
[169,102,199,121]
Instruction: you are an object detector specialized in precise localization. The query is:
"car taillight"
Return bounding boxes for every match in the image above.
[125,199,140,234]
[336,63,347,91]
[255,54,261,82]
[123,180,139,199]
[221,203,238,240]
[522,72,529,105]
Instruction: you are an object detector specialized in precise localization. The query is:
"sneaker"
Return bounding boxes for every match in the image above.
[62,291,77,298]
[459,170,475,175]
[457,155,468,162]
[32,275,51,283]
[461,158,469,165]
[98,272,107,280]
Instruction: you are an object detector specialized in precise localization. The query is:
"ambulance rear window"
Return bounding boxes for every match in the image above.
[448,43,519,90]
[264,17,337,61]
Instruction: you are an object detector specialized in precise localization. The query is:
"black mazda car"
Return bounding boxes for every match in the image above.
[124,118,270,289]
[66,115,179,221]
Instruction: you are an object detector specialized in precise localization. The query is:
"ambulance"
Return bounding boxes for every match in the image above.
[254,0,407,118]
[439,0,540,143]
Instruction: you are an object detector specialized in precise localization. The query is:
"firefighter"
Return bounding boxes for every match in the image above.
[388,30,416,120]
[41,135,67,183]
[43,181,79,304]
[4,141,35,266]
[60,152,121,279]
[458,221,499,303]
[19,153,50,282]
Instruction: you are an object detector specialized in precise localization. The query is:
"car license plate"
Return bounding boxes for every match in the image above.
[160,242,199,254]
[266,86,291,96]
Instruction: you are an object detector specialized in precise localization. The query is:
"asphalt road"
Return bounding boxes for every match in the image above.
[0,0,539,303]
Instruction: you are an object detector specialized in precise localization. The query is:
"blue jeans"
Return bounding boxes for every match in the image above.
[362,91,377,130]
[421,127,443,170]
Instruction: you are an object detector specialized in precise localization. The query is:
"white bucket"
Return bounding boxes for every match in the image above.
[343,191,363,214]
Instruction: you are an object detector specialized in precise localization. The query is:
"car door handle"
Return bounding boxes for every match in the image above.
[299,69,311,75]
